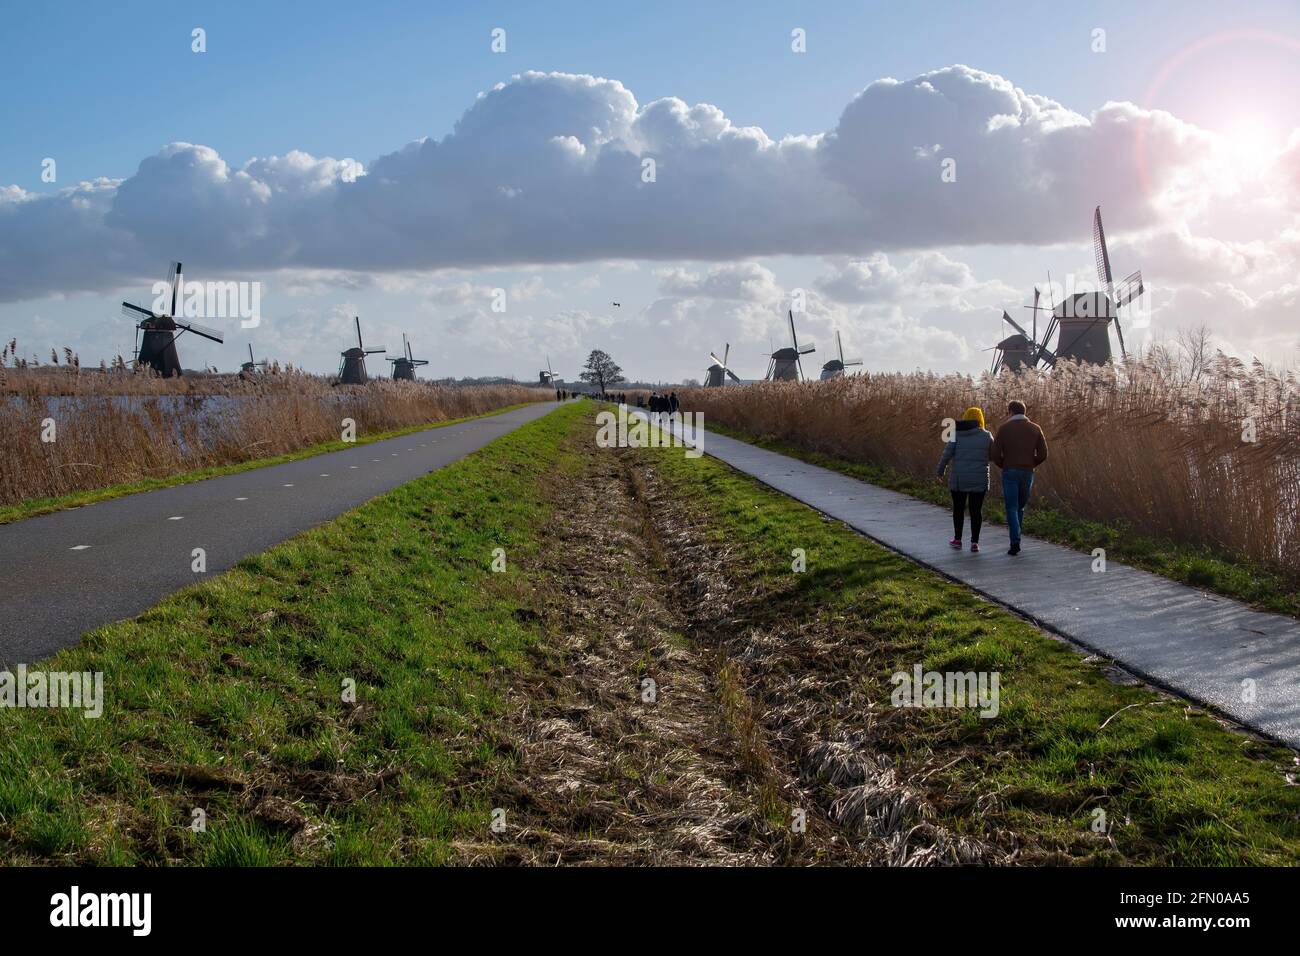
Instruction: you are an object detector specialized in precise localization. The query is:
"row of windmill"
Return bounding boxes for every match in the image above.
[122,263,432,384]
[701,206,1145,387]
[703,316,862,386]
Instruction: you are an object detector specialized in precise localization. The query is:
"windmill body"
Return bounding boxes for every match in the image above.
[122,261,224,377]
[239,343,269,380]
[339,317,385,384]
[389,333,429,381]
[766,311,814,382]
[705,343,740,387]
[820,330,862,380]
[1053,292,1115,365]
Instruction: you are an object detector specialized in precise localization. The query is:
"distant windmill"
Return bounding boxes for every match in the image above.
[388,333,429,381]
[820,330,863,380]
[991,286,1057,375]
[1052,206,1144,365]
[766,311,815,381]
[338,316,385,384]
[705,343,741,387]
[538,356,558,386]
[239,343,269,380]
[121,261,224,377]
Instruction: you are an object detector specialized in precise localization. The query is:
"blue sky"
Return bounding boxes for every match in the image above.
[3,1,1299,380]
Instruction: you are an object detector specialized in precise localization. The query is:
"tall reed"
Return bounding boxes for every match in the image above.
[0,364,547,506]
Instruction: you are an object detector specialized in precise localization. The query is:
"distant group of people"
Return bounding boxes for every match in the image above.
[935,400,1048,555]
[647,391,679,415]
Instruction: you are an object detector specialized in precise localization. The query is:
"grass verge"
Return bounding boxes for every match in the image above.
[639,429,1300,864]
[0,402,579,864]
[702,421,1300,619]
[0,402,537,527]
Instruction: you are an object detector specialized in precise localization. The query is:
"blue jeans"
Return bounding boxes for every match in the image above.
[1001,468,1034,545]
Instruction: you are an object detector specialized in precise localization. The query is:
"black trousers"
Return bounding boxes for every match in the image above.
[951,490,986,542]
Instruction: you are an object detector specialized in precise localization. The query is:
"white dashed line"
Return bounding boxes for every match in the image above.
[320,474,330,477]
[349,466,358,469]
[283,483,294,488]
[235,497,248,501]
[69,545,91,551]
[168,516,183,521]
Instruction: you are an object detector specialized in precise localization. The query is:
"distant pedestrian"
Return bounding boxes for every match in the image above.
[555,388,561,401]
[990,400,1049,556]
[936,407,992,553]
[669,391,679,415]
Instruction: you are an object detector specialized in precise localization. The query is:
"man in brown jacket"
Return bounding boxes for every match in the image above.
[990,400,1048,555]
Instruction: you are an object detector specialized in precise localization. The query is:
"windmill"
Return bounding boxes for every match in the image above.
[991,286,1057,375]
[1052,206,1144,365]
[239,343,269,380]
[121,261,224,377]
[820,330,863,380]
[766,310,815,381]
[389,333,429,381]
[538,356,558,386]
[705,343,741,387]
[338,316,385,384]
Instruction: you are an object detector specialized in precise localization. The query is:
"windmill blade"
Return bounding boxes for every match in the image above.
[122,301,156,321]
[1001,310,1031,339]
[1093,206,1114,294]
[708,352,724,367]
[797,342,815,354]
[163,261,182,317]
[1114,316,1128,361]
[723,343,730,371]
[412,359,429,366]
[173,318,224,344]
[1114,270,1144,309]
[844,358,863,367]
[364,347,386,355]
[725,368,741,382]
[248,344,255,364]
[354,316,364,349]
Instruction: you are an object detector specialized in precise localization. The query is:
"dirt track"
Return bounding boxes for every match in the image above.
[456,431,1015,865]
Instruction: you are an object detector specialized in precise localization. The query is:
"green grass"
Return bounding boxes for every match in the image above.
[641,428,1300,865]
[4,402,1296,866]
[0,402,581,865]
[703,421,1300,619]
[0,402,538,527]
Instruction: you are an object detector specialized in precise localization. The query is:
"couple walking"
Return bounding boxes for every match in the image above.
[935,400,1048,555]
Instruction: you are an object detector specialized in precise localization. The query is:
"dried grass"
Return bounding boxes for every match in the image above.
[0,360,547,506]
[681,355,1300,576]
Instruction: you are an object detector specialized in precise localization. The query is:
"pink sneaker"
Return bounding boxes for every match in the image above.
[970,542,980,553]
[949,538,962,549]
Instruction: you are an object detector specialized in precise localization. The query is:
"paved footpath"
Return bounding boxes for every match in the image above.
[0,402,561,664]
[635,409,1300,749]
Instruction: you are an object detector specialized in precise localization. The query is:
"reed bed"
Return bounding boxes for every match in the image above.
[0,363,547,506]
[681,356,1300,578]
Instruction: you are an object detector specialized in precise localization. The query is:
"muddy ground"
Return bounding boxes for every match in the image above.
[454,431,1033,865]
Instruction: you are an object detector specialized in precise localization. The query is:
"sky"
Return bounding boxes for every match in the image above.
[2,0,1299,383]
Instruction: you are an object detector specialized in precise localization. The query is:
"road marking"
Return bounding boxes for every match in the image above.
[236,497,248,501]
[69,545,90,551]
[283,483,294,488]
[320,473,330,477]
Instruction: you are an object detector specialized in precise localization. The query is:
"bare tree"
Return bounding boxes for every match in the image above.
[1176,323,1213,386]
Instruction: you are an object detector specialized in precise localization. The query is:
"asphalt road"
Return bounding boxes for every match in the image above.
[0,402,561,664]
[633,408,1300,749]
